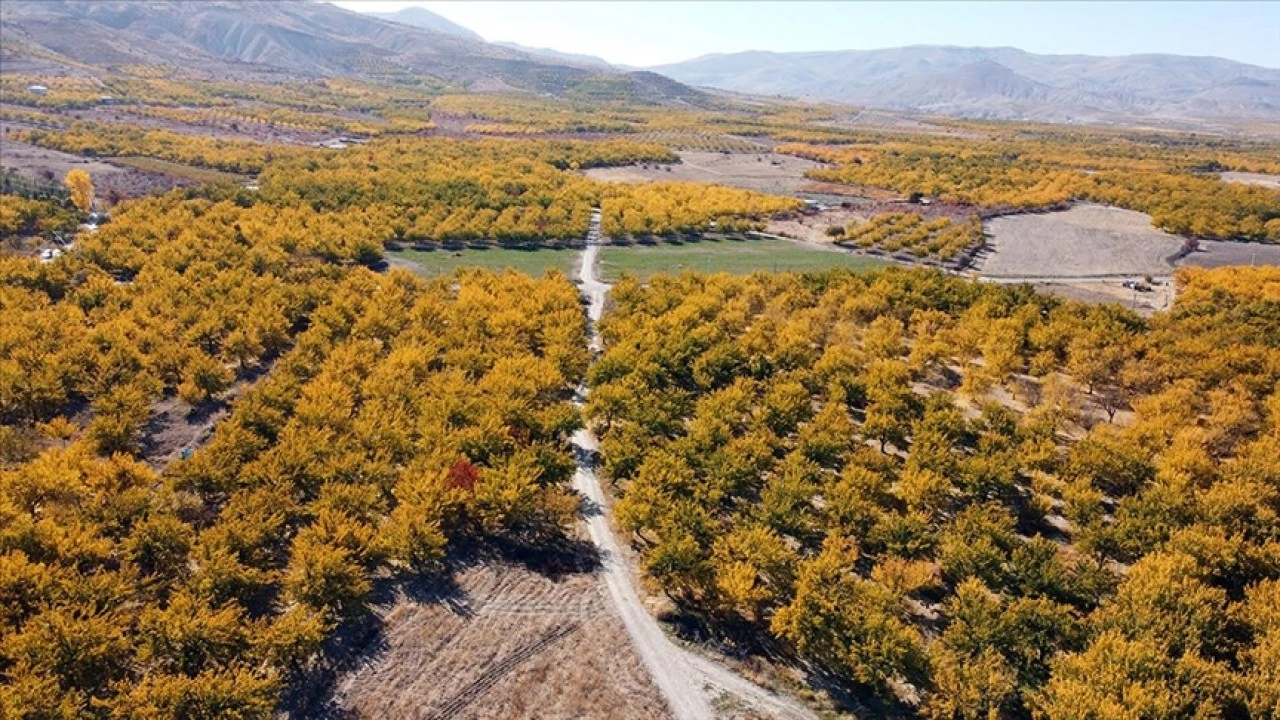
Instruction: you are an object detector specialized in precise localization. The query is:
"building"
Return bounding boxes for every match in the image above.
[27,84,48,96]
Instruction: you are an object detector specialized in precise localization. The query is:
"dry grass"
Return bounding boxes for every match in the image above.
[333,562,672,720]
[982,204,1185,278]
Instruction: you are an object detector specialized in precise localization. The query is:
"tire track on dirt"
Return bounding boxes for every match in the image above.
[423,622,581,720]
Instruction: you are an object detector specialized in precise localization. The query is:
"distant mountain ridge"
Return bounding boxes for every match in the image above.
[495,42,613,70]
[366,6,614,70]
[0,0,702,103]
[651,46,1280,122]
[366,6,482,42]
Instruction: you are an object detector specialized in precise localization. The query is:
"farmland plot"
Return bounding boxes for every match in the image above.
[982,204,1185,278]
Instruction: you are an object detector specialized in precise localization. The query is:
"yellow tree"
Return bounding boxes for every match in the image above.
[64,169,94,213]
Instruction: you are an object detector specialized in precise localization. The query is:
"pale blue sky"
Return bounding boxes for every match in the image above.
[333,1,1280,68]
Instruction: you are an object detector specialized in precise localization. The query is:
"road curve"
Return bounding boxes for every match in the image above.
[571,231,816,720]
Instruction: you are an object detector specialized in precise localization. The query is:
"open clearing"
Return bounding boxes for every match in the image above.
[585,150,829,195]
[981,204,1186,278]
[386,246,579,278]
[990,279,1175,314]
[332,563,672,720]
[0,139,125,181]
[1178,239,1280,269]
[0,138,190,199]
[1221,171,1280,189]
[600,236,888,281]
[766,207,869,244]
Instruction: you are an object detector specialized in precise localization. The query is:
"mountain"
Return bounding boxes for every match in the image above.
[496,42,612,69]
[651,46,1280,122]
[363,7,614,69]
[366,6,482,42]
[0,0,702,102]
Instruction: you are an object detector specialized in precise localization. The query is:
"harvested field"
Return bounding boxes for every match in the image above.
[332,563,672,720]
[585,150,828,195]
[1178,239,1280,268]
[981,204,1185,278]
[1,138,126,182]
[1221,171,1280,189]
[0,138,189,199]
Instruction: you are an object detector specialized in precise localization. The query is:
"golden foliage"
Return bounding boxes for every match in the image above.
[63,169,93,213]
[589,265,1280,708]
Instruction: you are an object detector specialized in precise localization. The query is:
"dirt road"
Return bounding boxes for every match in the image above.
[571,215,817,720]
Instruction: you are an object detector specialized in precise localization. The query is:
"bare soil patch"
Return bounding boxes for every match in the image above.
[585,151,828,196]
[767,207,869,245]
[1,137,126,182]
[981,204,1185,278]
[332,563,671,720]
[1220,171,1280,189]
[140,367,269,472]
[768,200,980,248]
[0,138,189,200]
[1030,280,1172,315]
[1177,239,1280,269]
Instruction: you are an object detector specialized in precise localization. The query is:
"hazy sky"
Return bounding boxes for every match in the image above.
[332,1,1280,68]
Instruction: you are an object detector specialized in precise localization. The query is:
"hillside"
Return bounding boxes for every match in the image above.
[0,0,700,102]
[365,6,614,69]
[366,6,483,41]
[652,45,1280,123]
[496,42,614,69]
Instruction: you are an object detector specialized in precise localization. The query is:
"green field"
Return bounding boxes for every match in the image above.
[387,246,579,277]
[600,237,889,281]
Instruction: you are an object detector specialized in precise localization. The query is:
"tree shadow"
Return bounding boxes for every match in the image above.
[280,608,390,720]
[658,602,920,718]
[281,534,604,718]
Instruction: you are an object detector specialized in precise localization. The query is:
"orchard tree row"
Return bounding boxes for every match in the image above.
[832,212,983,261]
[0,170,592,715]
[259,137,795,244]
[587,266,1280,717]
[780,136,1280,240]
